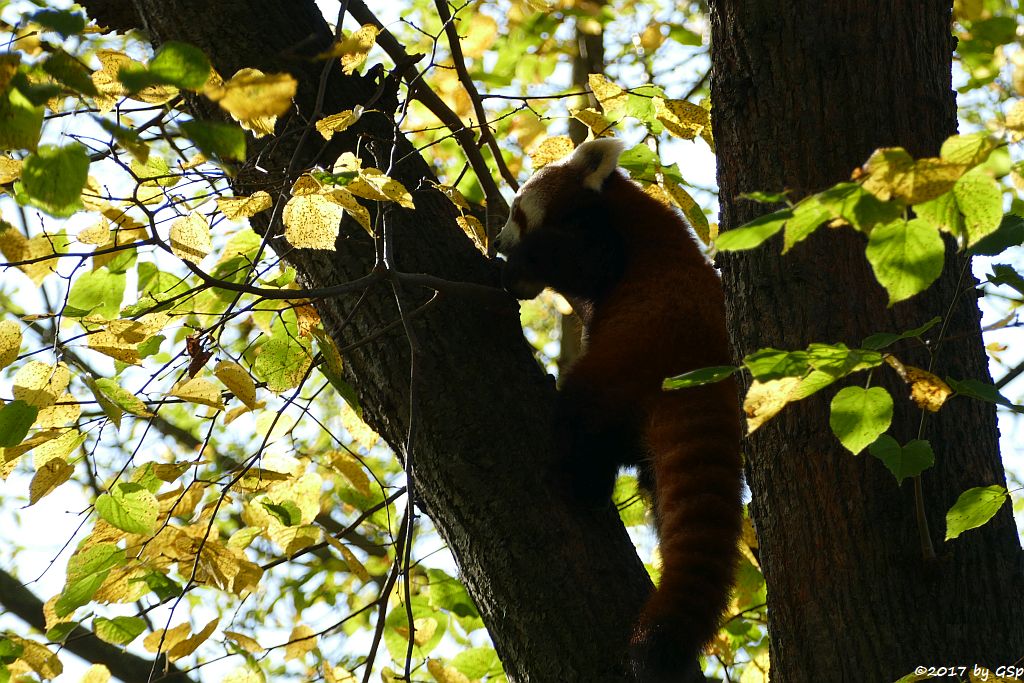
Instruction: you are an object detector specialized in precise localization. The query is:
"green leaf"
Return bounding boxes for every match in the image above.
[945,485,1008,540]
[19,144,90,217]
[451,647,503,679]
[142,572,183,601]
[93,378,154,417]
[988,263,1024,297]
[946,377,1017,408]
[42,50,98,97]
[715,209,792,251]
[864,218,945,305]
[55,542,126,617]
[384,596,448,662]
[953,169,1002,246]
[150,42,211,90]
[254,336,313,393]
[739,190,788,204]
[0,87,44,151]
[94,616,147,646]
[806,343,883,377]
[829,386,893,455]
[180,120,246,162]
[743,348,810,380]
[861,316,942,350]
[261,500,302,526]
[663,365,737,389]
[67,267,126,319]
[45,621,79,643]
[783,195,831,252]
[816,182,902,233]
[29,9,86,38]
[940,131,999,167]
[969,213,1024,256]
[0,400,39,447]
[95,482,159,535]
[914,190,964,239]
[867,435,935,484]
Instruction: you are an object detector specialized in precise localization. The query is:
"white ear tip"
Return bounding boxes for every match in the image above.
[568,138,626,191]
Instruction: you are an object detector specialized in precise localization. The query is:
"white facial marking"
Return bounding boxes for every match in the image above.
[496,216,521,251]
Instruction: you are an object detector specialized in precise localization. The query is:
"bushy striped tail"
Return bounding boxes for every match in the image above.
[631,380,744,682]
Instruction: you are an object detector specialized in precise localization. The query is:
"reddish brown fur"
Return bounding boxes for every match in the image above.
[500,149,743,680]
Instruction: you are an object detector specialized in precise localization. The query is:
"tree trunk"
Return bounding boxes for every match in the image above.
[81,1,655,680]
[710,2,1024,681]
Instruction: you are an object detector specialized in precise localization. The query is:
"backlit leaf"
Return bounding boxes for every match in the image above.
[715,209,791,252]
[93,616,146,646]
[865,218,945,305]
[28,457,73,505]
[953,169,1003,246]
[170,212,212,263]
[95,482,159,535]
[217,192,273,220]
[20,144,89,217]
[829,386,893,455]
[530,136,574,168]
[284,625,316,662]
[169,376,225,409]
[316,108,363,140]
[283,193,344,250]
[55,542,125,617]
[945,485,1008,540]
[0,319,22,370]
[13,361,70,408]
[254,337,312,393]
[0,400,37,447]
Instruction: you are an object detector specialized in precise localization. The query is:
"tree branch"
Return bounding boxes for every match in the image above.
[0,569,196,683]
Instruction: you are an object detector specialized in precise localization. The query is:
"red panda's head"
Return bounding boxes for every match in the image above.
[496,138,626,254]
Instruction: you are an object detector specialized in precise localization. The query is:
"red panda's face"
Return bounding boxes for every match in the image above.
[496,137,626,255]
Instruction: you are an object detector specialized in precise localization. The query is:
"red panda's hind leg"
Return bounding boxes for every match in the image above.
[553,379,644,506]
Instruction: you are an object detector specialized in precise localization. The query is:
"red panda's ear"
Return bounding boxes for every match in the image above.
[564,138,626,191]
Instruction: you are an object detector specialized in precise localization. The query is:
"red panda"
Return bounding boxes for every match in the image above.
[497,138,744,681]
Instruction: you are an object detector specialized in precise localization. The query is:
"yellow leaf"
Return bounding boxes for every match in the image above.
[0,155,22,183]
[457,215,486,250]
[639,21,666,52]
[431,183,470,210]
[1006,100,1024,141]
[91,563,149,604]
[348,168,415,209]
[80,664,112,683]
[167,617,219,661]
[217,191,273,220]
[0,223,62,285]
[78,218,112,246]
[316,108,363,140]
[222,665,265,683]
[427,659,472,683]
[0,53,18,91]
[530,136,574,168]
[324,532,371,582]
[570,107,615,138]
[285,625,317,662]
[743,377,801,434]
[206,68,297,136]
[340,404,380,450]
[169,377,225,409]
[0,319,22,370]
[29,458,74,505]
[92,50,177,113]
[884,355,953,413]
[653,96,711,142]
[283,194,344,249]
[588,73,628,114]
[32,429,85,468]
[35,392,81,429]
[325,188,372,234]
[215,360,259,409]
[332,152,362,174]
[861,148,965,204]
[461,14,499,58]
[13,361,70,408]
[662,178,711,245]
[331,25,380,75]
[224,631,265,654]
[291,174,323,196]
[8,636,62,679]
[170,212,212,263]
[324,664,358,683]
[144,622,191,654]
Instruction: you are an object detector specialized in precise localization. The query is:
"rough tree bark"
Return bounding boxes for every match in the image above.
[79,1,659,681]
[710,2,1024,681]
